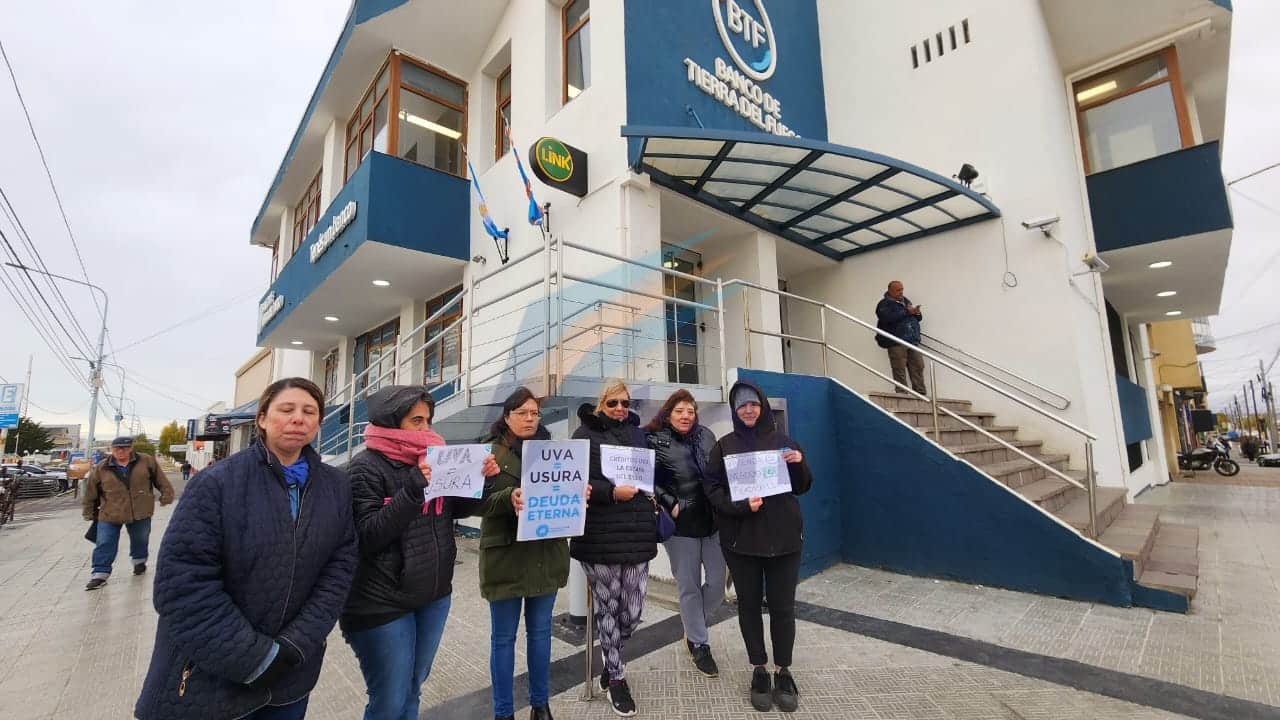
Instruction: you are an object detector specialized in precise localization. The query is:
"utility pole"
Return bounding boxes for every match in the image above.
[13,355,32,457]
[1249,379,1261,438]
[1245,382,1256,435]
[1262,360,1279,449]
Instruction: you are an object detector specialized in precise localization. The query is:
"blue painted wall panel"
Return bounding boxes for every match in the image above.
[1116,375,1154,444]
[1087,142,1232,253]
[623,0,828,140]
[739,369,1137,605]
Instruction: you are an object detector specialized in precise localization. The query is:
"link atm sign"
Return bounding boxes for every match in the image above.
[530,137,589,197]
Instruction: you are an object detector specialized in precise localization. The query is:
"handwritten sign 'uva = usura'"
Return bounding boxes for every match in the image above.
[517,439,590,542]
[423,443,492,501]
[529,137,588,198]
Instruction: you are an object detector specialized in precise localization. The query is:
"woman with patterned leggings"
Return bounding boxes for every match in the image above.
[570,380,657,717]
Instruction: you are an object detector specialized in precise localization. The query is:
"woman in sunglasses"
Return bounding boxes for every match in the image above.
[570,379,656,717]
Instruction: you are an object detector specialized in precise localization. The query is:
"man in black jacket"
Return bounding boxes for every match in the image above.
[875,280,927,395]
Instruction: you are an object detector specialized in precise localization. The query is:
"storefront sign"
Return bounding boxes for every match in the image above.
[423,443,491,501]
[684,0,793,137]
[203,416,232,437]
[530,137,588,197]
[258,292,284,331]
[310,200,358,263]
[517,439,589,541]
[0,384,22,430]
[724,449,788,502]
[600,444,655,494]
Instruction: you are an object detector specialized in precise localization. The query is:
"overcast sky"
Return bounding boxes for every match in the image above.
[0,0,1275,441]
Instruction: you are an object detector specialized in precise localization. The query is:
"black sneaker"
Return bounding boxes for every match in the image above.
[133,562,147,576]
[750,666,772,711]
[690,643,719,677]
[607,679,636,717]
[599,666,609,691]
[529,705,553,720]
[773,668,799,713]
[85,578,107,591]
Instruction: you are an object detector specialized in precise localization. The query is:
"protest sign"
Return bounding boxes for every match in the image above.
[517,439,590,542]
[423,444,491,501]
[600,444,655,494]
[724,450,789,502]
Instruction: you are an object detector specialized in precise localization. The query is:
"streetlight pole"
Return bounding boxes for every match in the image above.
[4,263,109,456]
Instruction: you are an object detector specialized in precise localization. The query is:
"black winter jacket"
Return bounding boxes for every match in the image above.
[704,381,814,558]
[647,424,717,538]
[569,404,658,565]
[136,444,356,720]
[341,447,483,632]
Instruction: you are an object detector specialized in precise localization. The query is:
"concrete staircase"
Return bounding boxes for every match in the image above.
[868,392,1199,605]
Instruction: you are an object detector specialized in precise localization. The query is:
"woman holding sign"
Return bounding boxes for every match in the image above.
[645,389,724,678]
[570,380,656,718]
[477,387,581,720]
[341,386,499,720]
[704,381,813,714]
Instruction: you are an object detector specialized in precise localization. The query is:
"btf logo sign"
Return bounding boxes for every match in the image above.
[713,0,777,82]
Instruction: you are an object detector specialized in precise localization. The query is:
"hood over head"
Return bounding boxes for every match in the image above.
[728,380,776,435]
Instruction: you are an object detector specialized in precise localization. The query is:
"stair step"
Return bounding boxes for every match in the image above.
[894,409,997,430]
[924,425,1020,446]
[1014,477,1083,512]
[1137,522,1199,599]
[951,440,1046,466]
[1054,487,1128,536]
[1099,505,1161,578]
[979,454,1070,490]
[867,392,973,413]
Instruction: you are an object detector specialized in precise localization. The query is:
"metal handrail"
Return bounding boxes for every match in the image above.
[727,278,1100,539]
[921,332,1071,411]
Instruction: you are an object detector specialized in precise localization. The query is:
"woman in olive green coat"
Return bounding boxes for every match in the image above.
[479,387,586,720]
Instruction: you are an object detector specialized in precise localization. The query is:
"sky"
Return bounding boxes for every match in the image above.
[0,0,1276,443]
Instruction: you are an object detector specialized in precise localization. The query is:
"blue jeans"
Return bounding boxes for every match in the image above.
[343,595,452,720]
[489,592,557,717]
[90,517,151,578]
[245,698,309,719]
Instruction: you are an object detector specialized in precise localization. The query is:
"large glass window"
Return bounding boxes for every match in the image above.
[496,66,511,160]
[398,86,464,176]
[292,170,322,254]
[355,319,399,396]
[1074,48,1191,174]
[563,0,591,103]
[269,238,280,281]
[345,62,391,181]
[423,286,463,386]
[322,348,339,399]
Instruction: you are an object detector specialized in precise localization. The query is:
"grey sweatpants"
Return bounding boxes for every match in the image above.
[664,533,727,646]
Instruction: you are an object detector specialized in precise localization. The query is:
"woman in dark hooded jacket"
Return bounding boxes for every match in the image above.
[645,389,724,678]
[477,386,588,720]
[704,381,813,714]
[569,379,656,717]
[341,385,498,720]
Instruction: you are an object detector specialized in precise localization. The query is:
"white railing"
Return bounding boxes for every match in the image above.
[920,332,1072,410]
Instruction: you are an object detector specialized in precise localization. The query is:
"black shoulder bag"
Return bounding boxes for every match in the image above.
[84,476,103,543]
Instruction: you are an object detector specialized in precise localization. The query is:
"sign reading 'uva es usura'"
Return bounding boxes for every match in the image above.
[529,137,588,197]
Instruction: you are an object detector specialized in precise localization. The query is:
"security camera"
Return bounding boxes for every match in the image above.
[1081,252,1110,273]
[1021,215,1060,231]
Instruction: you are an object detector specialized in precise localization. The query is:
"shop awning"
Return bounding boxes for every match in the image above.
[623,126,1000,260]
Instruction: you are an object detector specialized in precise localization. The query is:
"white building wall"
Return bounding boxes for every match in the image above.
[791,0,1129,485]
[272,349,313,382]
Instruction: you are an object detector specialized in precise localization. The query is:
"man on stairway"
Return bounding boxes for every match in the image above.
[875,280,928,396]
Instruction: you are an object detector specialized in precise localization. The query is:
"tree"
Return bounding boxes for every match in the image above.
[3,417,54,454]
[132,433,157,457]
[158,421,187,457]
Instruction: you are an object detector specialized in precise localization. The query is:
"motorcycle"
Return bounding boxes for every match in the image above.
[1177,439,1240,477]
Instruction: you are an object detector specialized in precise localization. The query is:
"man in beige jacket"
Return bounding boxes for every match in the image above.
[82,436,175,590]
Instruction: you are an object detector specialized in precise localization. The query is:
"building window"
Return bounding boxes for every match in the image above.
[269,238,280,281]
[496,65,512,160]
[563,0,591,103]
[345,61,392,181]
[344,54,467,183]
[355,319,399,396]
[322,348,339,399]
[423,286,463,386]
[292,170,322,254]
[1074,47,1192,174]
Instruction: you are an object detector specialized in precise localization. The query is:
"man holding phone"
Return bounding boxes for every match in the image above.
[875,280,928,396]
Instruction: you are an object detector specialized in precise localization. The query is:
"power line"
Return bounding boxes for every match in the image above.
[0,268,92,392]
[0,35,103,322]
[0,226,92,357]
[1228,160,1280,186]
[112,288,260,353]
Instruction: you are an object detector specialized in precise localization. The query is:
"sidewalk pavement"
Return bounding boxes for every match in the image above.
[1,476,1278,719]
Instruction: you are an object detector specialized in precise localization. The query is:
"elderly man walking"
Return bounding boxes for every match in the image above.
[82,436,175,590]
[875,280,928,396]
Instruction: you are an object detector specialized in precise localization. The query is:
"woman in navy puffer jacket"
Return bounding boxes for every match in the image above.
[135,378,357,720]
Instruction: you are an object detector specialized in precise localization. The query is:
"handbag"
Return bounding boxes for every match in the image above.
[653,496,676,542]
[84,478,102,543]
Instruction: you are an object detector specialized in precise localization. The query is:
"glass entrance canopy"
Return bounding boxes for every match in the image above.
[623,126,1000,260]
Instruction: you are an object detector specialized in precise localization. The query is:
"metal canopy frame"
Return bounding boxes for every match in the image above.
[623,125,1001,260]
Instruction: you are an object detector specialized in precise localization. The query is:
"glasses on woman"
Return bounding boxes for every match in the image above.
[605,399,631,409]
[511,409,541,418]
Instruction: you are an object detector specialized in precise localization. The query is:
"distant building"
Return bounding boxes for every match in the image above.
[43,424,82,451]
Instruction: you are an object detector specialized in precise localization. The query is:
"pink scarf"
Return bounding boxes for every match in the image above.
[365,425,447,514]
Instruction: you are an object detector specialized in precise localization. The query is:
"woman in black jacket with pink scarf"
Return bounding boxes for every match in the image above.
[341,385,498,720]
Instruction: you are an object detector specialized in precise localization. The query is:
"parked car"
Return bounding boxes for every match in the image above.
[0,464,64,498]
[1258,453,1280,468]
